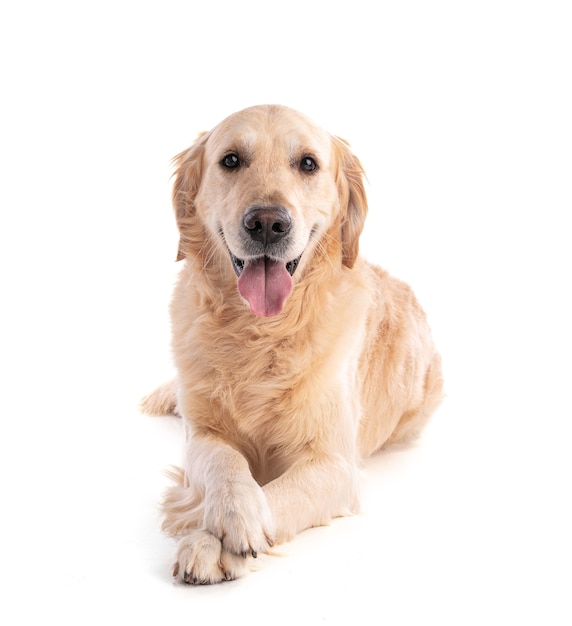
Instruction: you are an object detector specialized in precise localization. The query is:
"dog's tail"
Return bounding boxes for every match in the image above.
[161,466,207,536]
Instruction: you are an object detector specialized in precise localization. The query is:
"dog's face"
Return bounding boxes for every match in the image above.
[173,105,367,317]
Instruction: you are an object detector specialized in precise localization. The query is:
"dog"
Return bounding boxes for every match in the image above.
[141,104,443,584]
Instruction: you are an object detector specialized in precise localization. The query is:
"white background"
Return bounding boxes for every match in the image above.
[1,1,571,624]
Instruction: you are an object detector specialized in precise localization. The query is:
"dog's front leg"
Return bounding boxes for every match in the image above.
[263,458,360,543]
[172,434,275,584]
[190,436,276,555]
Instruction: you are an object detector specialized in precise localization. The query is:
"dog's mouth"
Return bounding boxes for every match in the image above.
[230,253,301,278]
[229,251,302,317]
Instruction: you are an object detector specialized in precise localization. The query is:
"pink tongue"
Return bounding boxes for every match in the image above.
[237,257,293,317]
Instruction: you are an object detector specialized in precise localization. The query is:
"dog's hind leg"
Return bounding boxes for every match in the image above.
[139,379,179,416]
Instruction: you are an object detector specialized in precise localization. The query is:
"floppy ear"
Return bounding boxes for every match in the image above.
[334,137,368,269]
[171,131,208,261]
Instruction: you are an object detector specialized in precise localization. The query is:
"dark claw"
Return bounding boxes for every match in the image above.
[251,550,257,559]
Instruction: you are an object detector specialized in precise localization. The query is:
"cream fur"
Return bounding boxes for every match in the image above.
[141,104,443,584]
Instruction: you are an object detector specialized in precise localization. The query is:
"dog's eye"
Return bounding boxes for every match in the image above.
[221,153,240,169]
[300,156,318,173]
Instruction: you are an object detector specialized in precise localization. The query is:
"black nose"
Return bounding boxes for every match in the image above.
[243,206,292,246]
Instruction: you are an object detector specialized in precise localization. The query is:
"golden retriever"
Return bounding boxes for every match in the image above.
[141,104,443,584]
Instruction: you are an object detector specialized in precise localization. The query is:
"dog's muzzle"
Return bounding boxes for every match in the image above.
[228,206,302,317]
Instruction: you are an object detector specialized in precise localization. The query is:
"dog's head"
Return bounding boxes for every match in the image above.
[172,105,367,317]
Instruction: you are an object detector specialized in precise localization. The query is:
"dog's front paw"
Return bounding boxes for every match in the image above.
[204,478,275,557]
[173,529,250,584]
